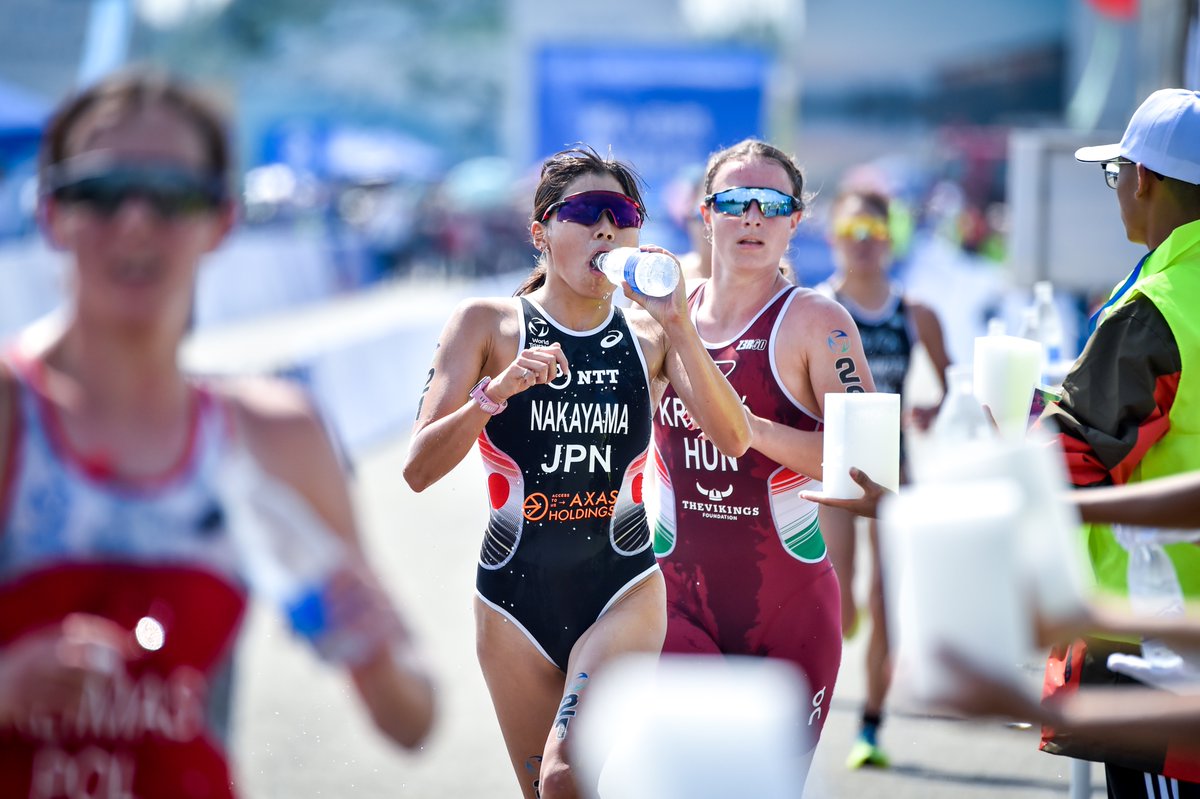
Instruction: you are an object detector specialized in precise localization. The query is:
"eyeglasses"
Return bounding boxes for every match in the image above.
[540,190,644,229]
[1102,158,1166,189]
[47,165,227,219]
[1102,158,1133,190]
[833,215,890,242]
[704,187,800,218]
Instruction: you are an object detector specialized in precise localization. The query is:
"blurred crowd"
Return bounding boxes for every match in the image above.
[1,123,1078,405]
[1,122,1016,290]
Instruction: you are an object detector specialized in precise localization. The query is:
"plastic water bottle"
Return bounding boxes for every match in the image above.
[1031,281,1064,365]
[932,365,992,443]
[595,247,679,297]
[1018,281,1067,386]
[215,446,381,665]
[1016,308,1039,342]
[1121,527,1186,668]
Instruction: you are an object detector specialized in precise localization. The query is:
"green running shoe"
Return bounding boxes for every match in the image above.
[842,608,863,640]
[845,737,890,769]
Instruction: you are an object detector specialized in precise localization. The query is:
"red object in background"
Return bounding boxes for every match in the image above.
[1088,0,1137,20]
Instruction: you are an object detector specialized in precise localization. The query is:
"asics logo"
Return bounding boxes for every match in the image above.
[600,331,623,348]
[547,363,571,390]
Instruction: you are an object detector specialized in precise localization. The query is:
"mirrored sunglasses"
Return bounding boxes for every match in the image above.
[833,215,890,242]
[541,190,644,229]
[704,187,800,218]
[48,165,227,219]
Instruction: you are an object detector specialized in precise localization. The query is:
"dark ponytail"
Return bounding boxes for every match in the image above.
[513,263,547,297]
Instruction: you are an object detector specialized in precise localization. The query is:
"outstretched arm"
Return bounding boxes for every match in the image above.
[936,649,1200,747]
[1071,470,1200,528]
[749,295,876,481]
[232,379,436,750]
[632,257,750,458]
[801,464,1200,525]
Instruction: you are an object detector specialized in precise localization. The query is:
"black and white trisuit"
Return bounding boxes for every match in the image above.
[475,297,657,670]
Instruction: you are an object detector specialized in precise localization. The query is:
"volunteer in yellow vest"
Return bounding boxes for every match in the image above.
[1040,88,1200,797]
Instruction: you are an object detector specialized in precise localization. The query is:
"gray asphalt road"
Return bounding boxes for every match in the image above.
[227,436,1099,799]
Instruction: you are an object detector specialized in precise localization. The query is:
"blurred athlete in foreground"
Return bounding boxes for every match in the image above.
[0,68,434,797]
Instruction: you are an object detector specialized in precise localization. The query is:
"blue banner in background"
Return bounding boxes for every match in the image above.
[536,46,769,254]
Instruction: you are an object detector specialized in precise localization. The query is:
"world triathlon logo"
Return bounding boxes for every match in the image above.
[827,329,851,354]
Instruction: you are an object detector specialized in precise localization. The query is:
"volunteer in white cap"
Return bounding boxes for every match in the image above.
[1039,87,1200,798]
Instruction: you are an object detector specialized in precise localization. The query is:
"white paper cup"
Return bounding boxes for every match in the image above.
[574,654,814,799]
[973,335,1042,440]
[917,433,1093,624]
[880,479,1032,706]
[821,392,901,499]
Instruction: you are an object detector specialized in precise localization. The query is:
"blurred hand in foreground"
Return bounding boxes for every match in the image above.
[0,613,136,727]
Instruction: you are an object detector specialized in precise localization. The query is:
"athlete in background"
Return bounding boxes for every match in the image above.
[404,146,749,799]
[650,139,873,785]
[815,186,950,769]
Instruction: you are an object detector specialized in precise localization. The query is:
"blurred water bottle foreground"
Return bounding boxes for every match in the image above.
[215,445,384,666]
[595,248,679,297]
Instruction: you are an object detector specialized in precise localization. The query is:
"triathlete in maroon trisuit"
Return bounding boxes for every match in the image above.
[652,283,841,735]
[650,139,875,764]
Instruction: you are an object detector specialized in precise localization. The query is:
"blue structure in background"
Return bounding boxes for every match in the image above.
[536,46,769,254]
[0,80,46,153]
[0,79,49,240]
[259,119,443,183]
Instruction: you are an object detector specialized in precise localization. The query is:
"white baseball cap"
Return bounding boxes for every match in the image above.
[1075,88,1200,185]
